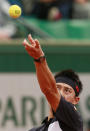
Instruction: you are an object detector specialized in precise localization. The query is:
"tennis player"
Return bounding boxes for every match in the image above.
[23,34,83,131]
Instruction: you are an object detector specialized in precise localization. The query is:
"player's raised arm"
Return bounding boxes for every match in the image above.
[23,34,60,111]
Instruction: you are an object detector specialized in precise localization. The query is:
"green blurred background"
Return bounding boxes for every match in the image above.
[0,0,90,130]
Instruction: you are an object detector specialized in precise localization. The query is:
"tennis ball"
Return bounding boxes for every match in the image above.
[9,5,21,19]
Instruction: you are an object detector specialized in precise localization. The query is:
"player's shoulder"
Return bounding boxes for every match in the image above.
[28,127,39,131]
[28,128,36,131]
[28,123,45,131]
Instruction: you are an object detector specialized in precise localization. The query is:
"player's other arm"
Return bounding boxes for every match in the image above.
[23,34,60,112]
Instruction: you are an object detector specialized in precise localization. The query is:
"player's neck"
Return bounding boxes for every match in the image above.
[48,107,54,121]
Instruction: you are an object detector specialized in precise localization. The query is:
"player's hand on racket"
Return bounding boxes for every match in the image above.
[23,34,44,59]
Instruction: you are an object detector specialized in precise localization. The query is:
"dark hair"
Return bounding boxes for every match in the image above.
[54,69,83,96]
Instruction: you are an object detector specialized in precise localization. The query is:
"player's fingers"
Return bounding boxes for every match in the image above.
[28,34,35,46]
[25,47,35,57]
[34,39,40,48]
[23,39,29,46]
[23,39,33,49]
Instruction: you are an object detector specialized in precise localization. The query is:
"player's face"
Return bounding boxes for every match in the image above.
[56,83,80,105]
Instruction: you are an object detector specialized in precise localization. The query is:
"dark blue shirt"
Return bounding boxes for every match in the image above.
[29,96,83,131]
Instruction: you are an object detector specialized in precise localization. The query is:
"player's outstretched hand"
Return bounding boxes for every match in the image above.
[23,34,44,59]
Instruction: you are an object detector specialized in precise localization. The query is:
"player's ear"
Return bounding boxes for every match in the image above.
[74,97,80,105]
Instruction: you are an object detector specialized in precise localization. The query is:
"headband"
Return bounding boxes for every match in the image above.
[55,77,79,96]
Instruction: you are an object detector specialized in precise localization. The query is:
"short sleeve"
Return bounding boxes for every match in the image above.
[54,96,83,129]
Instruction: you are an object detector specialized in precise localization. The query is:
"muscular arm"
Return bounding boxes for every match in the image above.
[35,60,60,111]
[23,34,61,111]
